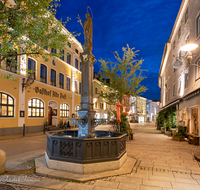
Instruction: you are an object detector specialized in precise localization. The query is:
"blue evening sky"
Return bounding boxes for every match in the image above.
[55,0,182,101]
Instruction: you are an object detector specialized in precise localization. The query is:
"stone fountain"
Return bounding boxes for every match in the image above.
[45,12,127,174]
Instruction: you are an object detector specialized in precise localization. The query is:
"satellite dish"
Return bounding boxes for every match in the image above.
[172,58,182,68]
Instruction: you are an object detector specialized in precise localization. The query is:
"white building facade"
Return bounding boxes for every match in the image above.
[146,100,160,122]
[159,0,200,136]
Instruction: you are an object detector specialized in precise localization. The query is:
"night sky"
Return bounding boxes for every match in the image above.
[55,0,182,101]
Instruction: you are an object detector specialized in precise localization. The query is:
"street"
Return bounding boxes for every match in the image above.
[1,123,200,190]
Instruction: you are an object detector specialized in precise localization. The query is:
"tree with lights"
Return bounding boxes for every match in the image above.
[0,0,75,79]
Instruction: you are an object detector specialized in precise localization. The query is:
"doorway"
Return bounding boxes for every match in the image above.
[48,107,52,125]
[191,107,198,135]
[48,101,58,126]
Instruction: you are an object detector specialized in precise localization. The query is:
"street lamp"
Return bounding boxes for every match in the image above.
[180,43,198,66]
[22,73,35,93]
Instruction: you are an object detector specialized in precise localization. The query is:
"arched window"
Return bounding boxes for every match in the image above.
[28,98,44,117]
[60,103,69,118]
[28,58,36,79]
[75,105,80,117]
[0,92,14,117]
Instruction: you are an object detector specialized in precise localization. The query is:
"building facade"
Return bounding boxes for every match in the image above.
[0,35,83,135]
[146,100,160,122]
[159,0,200,135]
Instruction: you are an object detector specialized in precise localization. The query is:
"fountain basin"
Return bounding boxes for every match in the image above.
[45,130,127,174]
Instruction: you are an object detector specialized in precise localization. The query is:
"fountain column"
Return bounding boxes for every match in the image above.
[78,51,96,138]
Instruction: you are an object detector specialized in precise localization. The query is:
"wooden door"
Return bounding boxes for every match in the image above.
[48,107,52,125]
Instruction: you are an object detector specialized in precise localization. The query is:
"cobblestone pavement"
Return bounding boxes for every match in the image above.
[1,123,200,190]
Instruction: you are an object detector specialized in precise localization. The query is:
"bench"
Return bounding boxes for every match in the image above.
[186,133,200,145]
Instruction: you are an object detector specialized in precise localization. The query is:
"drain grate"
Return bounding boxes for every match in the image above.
[0,184,15,190]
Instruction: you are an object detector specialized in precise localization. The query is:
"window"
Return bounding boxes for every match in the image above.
[28,58,36,79]
[95,87,98,94]
[185,8,188,23]
[185,71,189,89]
[75,59,78,69]
[6,52,17,73]
[28,98,44,117]
[101,90,103,95]
[52,59,56,66]
[197,13,200,37]
[50,69,56,86]
[60,103,69,118]
[67,53,71,64]
[195,59,200,80]
[185,33,190,43]
[66,77,70,91]
[79,82,81,94]
[60,50,64,61]
[94,101,97,108]
[51,48,56,54]
[75,81,78,93]
[173,84,176,97]
[59,73,64,89]
[75,49,78,54]
[80,62,82,72]
[0,93,14,117]
[100,103,103,109]
[68,42,71,48]
[75,105,80,117]
[173,40,175,50]
[178,78,181,93]
[40,64,47,83]
[178,26,181,39]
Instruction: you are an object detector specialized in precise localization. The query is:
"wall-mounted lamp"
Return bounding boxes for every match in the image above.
[22,73,35,93]
[172,43,199,68]
[180,43,198,66]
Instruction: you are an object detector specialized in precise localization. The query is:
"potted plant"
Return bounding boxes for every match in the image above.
[173,131,184,141]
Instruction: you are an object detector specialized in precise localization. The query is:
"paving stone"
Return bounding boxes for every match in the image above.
[61,182,94,190]
[93,187,118,190]
[130,173,148,179]
[175,177,198,184]
[115,176,142,184]
[148,175,175,182]
[171,182,200,190]
[92,180,119,189]
[143,179,172,188]
[173,172,193,179]
[140,185,162,190]
[191,174,200,180]
[117,182,139,190]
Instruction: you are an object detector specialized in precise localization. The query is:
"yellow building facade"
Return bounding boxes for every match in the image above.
[0,36,83,135]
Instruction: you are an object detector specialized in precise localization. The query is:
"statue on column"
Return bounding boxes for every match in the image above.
[77,11,93,53]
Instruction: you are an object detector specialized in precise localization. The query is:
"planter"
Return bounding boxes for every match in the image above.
[173,136,184,141]
[166,131,172,137]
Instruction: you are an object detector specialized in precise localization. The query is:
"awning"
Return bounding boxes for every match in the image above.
[160,99,180,111]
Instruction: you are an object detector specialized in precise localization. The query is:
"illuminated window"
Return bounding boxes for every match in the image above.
[75,105,80,117]
[28,98,44,117]
[60,103,69,118]
[0,93,14,117]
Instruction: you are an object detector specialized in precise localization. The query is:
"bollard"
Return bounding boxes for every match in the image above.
[23,124,25,136]
[0,150,6,174]
[43,123,45,134]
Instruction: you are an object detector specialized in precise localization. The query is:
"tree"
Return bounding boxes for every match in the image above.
[98,44,147,106]
[0,0,75,79]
